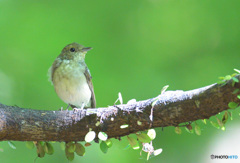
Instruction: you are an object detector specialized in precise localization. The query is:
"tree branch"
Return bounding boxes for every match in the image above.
[0,75,239,142]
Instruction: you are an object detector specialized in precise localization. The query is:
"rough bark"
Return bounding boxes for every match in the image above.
[0,75,239,142]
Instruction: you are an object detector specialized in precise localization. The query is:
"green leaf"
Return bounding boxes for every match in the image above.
[25,141,35,149]
[185,127,194,134]
[202,119,207,124]
[194,124,201,135]
[105,139,113,148]
[100,141,108,154]
[218,76,225,80]
[85,131,96,142]
[185,125,194,134]
[222,111,228,125]
[136,133,152,143]
[60,142,65,150]
[47,144,54,155]
[217,80,225,84]
[95,121,100,126]
[216,117,224,128]
[224,75,232,80]
[43,143,48,154]
[137,121,142,126]
[75,143,85,156]
[153,148,163,156]
[68,143,76,153]
[175,127,182,134]
[228,111,233,120]
[237,95,240,99]
[8,141,16,149]
[98,132,108,141]
[233,89,239,94]
[234,68,240,74]
[210,121,220,129]
[147,129,156,140]
[228,102,239,109]
[186,124,193,130]
[219,82,227,86]
[44,142,54,155]
[120,124,129,129]
[231,73,237,77]
[65,148,74,161]
[161,85,169,94]
[127,136,140,150]
[39,141,44,146]
[232,77,239,83]
[216,116,225,131]
[36,143,45,158]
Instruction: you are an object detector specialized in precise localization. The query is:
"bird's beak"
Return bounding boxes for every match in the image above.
[82,47,92,52]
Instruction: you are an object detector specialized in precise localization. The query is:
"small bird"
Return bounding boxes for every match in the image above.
[49,42,96,109]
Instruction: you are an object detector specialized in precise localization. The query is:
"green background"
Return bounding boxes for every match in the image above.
[0,0,240,163]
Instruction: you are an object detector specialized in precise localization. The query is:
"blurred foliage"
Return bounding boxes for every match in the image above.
[0,0,240,163]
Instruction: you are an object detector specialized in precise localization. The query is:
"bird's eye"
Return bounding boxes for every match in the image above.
[70,48,75,52]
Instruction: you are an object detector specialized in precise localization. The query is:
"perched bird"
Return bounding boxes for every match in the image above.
[49,42,96,109]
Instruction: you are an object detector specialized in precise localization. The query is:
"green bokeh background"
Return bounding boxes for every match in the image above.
[0,0,240,163]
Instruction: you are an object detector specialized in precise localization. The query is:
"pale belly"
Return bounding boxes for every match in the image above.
[52,66,91,108]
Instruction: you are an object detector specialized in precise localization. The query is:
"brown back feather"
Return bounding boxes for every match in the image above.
[84,67,96,108]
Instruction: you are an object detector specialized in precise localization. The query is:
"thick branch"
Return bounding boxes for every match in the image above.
[0,75,239,141]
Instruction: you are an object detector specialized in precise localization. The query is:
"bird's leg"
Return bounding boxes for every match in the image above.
[59,106,67,111]
[80,103,85,110]
[66,104,71,111]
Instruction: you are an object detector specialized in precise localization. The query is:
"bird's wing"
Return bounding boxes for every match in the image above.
[48,58,62,83]
[84,67,96,108]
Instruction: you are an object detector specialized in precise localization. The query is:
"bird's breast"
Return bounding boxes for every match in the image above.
[52,61,91,107]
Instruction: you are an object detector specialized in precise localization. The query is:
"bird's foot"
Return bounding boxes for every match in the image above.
[73,108,83,113]
[73,103,85,113]
[58,105,71,111]
[66,104,71,111]
[59,107,64,111]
